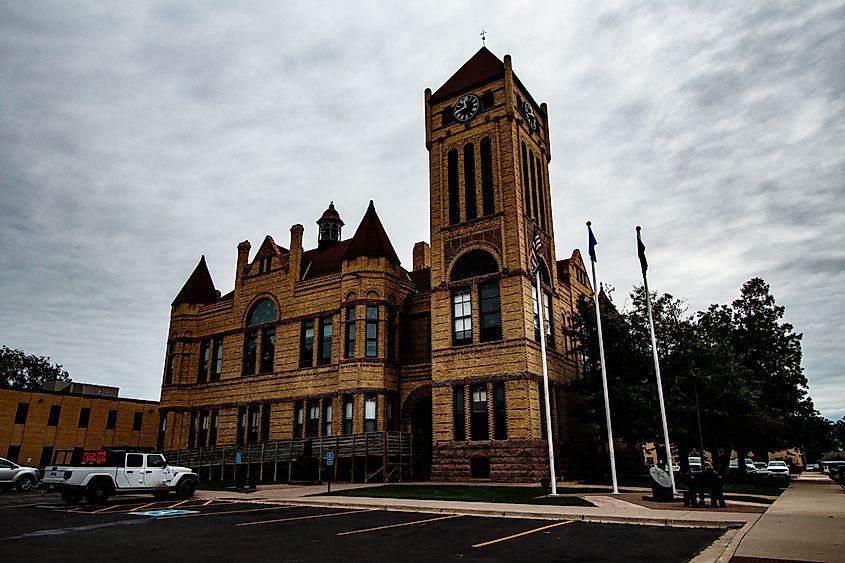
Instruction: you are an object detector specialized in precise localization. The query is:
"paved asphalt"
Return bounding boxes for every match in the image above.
[0,491,721,562]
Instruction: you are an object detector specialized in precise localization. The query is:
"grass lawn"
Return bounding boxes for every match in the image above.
[318,484,595,506]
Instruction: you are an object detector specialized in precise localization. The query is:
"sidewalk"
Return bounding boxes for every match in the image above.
[195,474,843,562]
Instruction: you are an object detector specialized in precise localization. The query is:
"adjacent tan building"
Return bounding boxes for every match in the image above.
[1,382,159,467]
[158,47,597,481]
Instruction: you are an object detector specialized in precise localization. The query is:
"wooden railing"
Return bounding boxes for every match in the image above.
[162,431,416,484]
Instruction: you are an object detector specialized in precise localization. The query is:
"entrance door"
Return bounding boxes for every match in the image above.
[411,396,432,479]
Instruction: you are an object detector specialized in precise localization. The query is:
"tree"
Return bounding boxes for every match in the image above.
[0,346,70,390]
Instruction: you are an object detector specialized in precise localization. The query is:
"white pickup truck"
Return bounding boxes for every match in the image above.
[42,448,198,505]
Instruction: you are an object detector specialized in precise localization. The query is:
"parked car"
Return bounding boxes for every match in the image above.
[767,460,790,479]
[729,458,757,474]
[688,456,702,472]
[754,462,769,477]
[0,457,39,491]
[804,463,819,472]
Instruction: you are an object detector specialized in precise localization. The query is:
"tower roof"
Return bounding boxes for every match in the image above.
[317,201,344,226]
[430,46,505,103]
[343,200,400,264]
[172,256,219,306]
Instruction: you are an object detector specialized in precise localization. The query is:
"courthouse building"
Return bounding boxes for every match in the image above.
[158,47,596,481]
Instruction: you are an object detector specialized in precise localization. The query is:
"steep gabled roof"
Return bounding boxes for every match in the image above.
[254,235,288,258]
[172,256,219,306]
[342,201,400,265]
[301,239,352,280]
[430,46,505,103]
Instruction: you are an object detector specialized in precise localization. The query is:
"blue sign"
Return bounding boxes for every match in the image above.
[326,451,334,466]
[235,452,242,465]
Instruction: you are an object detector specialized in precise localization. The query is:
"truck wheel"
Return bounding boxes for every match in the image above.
[176,478,197,499]
[85,481,111,504]
[61,490,84,505]
[16,475,36,491]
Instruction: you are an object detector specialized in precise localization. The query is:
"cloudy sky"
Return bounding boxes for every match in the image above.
[1,1,842,420]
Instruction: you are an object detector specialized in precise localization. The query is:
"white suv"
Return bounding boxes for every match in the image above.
[767,460,790,479]
[0,457,39,491]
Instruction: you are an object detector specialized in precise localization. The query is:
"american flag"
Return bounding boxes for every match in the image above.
[530,222,542,275]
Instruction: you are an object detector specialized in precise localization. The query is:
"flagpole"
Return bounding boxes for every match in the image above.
[637,226,676,495]
[587,221,619,495]
[536,268,558,496]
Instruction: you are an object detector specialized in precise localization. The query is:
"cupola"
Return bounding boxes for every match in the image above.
[316,201,344,248]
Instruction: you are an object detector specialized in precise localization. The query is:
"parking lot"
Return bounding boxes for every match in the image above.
[0,491,722,561]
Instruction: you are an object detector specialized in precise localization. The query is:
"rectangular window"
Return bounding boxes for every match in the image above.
[343,395,353,434]
[364,395,377,433]
[78,407,90,429]
[293,401,303,439]
[243,330,257,375]
[106,409,117,430]
[318,315,333,365]
[452,288,472,345]
[345,307,356,358]
[248,405,259,444]
[260,328,275,373]
[532,286,552,343]
[481,136,495,216]
[157,412,167,450]
[165,342,176,384]
[323,400,333,437]
[386,398,395,431]
[365,306,379,357]
[300,320,314,367]
[199,410,210,447]
[6,445,21,463]
[188,411,197,447]
[211,337,223,381]
[260,404,271,442]
[209,410,218,446]
[386,306,396,361]
[14,402,29,425]
[479,281,501,342]
[132,411,143,432]
[48,405,62,427]
[198,339,210,383]
[305,400,320,438]
[448,148,460,224]
[453,386,465,441]
[470,384,488,441]
[493,382,507,440]
[39,446,54,468]
[237,407,246,445]
[464,142,477,221]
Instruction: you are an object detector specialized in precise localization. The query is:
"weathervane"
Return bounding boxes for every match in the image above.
[480,29,487,46]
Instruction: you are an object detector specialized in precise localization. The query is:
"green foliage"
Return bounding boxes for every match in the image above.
[569,277,814,471]
[0,345,70,390]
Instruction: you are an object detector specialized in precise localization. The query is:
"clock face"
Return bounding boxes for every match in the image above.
[523,101,538,131]
[453,94,480,122]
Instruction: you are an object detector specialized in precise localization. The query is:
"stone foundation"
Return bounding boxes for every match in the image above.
[431,439,553,482]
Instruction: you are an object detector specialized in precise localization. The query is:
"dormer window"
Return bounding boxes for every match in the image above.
[257,257,272,274]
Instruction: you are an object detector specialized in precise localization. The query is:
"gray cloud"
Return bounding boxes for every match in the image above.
[1,1,842,419]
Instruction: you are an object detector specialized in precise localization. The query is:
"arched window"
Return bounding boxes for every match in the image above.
[521,142,531,216]
[535,153,546,229]
[532,263,553,347]
[448,148,460,225]
[480,137,495,216]
[244,298,277,375]
[248,299,276,326]
[464,143,477,221]
[449,250,501,345]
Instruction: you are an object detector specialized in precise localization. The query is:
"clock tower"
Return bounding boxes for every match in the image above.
[423,47,588,481]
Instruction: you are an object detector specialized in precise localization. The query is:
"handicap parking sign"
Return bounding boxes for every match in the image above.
[132,509,199,517]
[326,451,334,466]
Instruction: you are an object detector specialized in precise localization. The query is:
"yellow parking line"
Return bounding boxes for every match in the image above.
[90,504,122,514]
[337,514,464,536]
[129,502,157,512]
[158,505,289,520]
[168,499,190,509]
[202,499,214,506]
[472,520,576,548]
[237,508,377,527]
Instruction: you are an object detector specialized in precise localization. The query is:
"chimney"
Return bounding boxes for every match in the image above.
[235,240,251,289]
[289,224,304,284]
[413,241,431,271]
